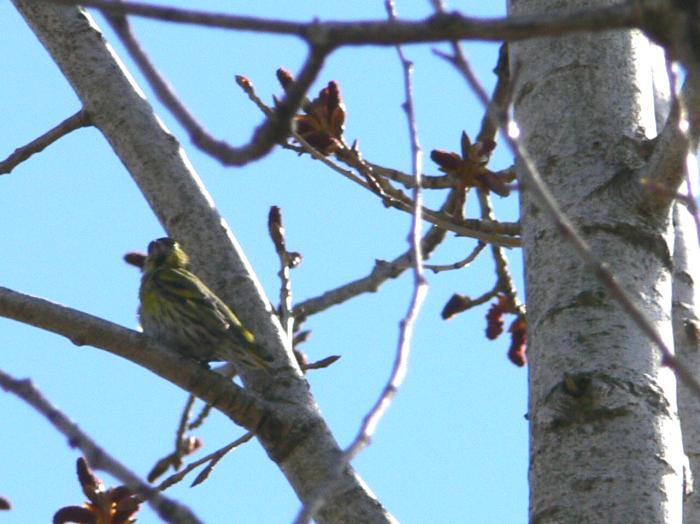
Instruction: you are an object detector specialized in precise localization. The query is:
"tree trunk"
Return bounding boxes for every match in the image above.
[509,0,686,521]
[674,203,700,523]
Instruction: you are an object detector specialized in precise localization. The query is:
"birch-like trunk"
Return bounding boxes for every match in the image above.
[674,203,700,524]
[509,0,686,521]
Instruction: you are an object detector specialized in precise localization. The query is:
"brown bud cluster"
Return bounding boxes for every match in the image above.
[431,131,510,196]
[485,294,527,367]
[53,458,141,524]
[441,294,474,320]
[277,68,346,155]
[508,317,527,367]
[485,294,509,340]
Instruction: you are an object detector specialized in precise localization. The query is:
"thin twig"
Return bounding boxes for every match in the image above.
[368,162,453,188]
[480,190,525,315]
[174,394,196,467]
[187,364,236,431]
[424,241,486,273]
[295,3,427,520]
[268,206,297,340]
[103,13,329,166]
[346,0,429,493]
[0,109,91,174]
[188,403,214,431]
[0,369,202,524]
[155,433,254,491]
[294,192,462,319]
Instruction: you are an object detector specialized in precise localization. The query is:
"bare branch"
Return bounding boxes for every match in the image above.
[51,0,654,46]
[0,109,91,174]
[0,369,202,524]
[236,73,521,246]
[0,286,271,433]
[293,42,515,319]
[175,394,196,461]
[424,240,485,273]
[295,3,428,520]
[434,35,525,324]
[294,192,461,319]
[366,161,453,189]
[268,206,298,340]
[155,433,254,491]
[345,0,430,494]
[103,12,328,166]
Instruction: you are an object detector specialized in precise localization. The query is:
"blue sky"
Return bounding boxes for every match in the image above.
[1,1,527,522]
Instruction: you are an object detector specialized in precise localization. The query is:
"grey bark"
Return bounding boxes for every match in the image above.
[11,2,395,522]
[674,203,700,524]
[509,0,685,522]
[653,42,699,524]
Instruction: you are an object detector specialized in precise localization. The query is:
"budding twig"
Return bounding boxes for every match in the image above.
[0,109,91,174]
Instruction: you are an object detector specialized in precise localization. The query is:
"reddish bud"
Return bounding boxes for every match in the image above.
[507,317,527,367]
[485,295,509,340]
[276,68,295,89]
[292,80,346,155]
[235,75,251,90]
[441,294,472,320]
[53,506,96,524]
[431,149,462,172]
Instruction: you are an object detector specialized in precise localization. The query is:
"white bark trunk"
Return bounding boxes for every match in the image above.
[673,203,700,524]
[652,40,699,524]
[509,0,685,521]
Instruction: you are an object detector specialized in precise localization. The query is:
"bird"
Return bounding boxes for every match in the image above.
[138,237,273,372]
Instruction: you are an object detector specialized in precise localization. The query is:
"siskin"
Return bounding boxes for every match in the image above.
[138,237,273,371]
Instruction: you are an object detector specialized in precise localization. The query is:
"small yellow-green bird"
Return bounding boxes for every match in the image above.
[138,237,273,371]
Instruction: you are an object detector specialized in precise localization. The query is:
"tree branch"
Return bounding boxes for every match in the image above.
[50,0,657,46]
[0,109,91,174]
[294,192,462,319]
[296,2,428,518]
[0,369,203,524]
[103,12,328,166]
[0,286,272,432]
[236,74,521,246]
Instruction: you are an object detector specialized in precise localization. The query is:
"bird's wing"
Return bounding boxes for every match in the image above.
[152,267,252,338]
